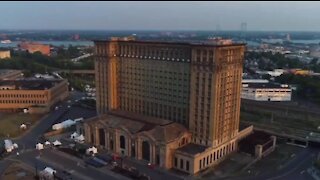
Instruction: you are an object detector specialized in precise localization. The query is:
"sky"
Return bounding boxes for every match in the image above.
[1,1,320,31]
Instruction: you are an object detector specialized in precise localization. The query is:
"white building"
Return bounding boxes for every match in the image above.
[241,83,292,101]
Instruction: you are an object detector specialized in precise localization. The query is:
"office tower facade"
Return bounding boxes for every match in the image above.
[85,37,249,174]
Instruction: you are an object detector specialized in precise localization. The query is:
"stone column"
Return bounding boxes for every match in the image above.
[105,131,109,150]
[136,138,142,160]
[151,144,156,164]
[255,145,263,159]
[271,136,277,150]
[127,138,131,157]
[84,124,91,143]
[114,130,119,154]
[94,126,99,146]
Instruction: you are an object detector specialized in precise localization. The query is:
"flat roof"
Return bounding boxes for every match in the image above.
[243,83,290,89]
[93,39,246,48]
[176,143,208,155]
[109,110,172,126]
[0,79,64,90]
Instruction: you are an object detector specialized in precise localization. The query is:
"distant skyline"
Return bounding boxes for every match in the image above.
[1,1,320,31]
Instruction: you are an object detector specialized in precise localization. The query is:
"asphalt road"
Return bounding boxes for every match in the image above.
[232,147,318,180]
[9,149,126,180]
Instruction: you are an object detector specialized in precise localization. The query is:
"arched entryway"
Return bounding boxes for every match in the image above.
[120,135,126,155]
[98,128,105,146]
[142,141,150,162]
[120,135,126,149]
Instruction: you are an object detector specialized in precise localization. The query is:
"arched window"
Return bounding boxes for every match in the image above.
[98,129,105,146]
[142,140,150,161]
[120,135,126,149]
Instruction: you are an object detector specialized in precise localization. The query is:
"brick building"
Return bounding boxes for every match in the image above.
[0,50,10,59]
[0,79,69,113]
[18,42,51,56]
[84,38,252,174]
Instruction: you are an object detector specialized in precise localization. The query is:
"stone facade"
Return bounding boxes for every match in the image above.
[87,38,247,174]
[84,111,191,169]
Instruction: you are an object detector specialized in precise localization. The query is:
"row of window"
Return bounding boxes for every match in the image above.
[0,94,46,98]
[96,44,191,61]
[0,100,46,104]
[199,142,236,170]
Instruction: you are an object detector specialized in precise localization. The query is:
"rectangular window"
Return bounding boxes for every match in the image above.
[174,158,178,167]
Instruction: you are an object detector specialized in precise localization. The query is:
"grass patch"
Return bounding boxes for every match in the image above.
[0,113,42,138]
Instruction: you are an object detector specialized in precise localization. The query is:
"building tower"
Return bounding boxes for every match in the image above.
[92,37,247,174]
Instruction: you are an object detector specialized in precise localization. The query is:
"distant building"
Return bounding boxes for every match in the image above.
[241,83,292,101]
[207,37,233,45]
[73,34,80,40]
[242,79,269,84]
[0,79,68,113]
[18,42,50,56]
[0,70,23,80]
[286,33,291,42]
[0,50,10,59]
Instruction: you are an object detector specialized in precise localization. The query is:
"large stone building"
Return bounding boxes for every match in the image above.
[84,37,252,174]
[0,79,69,113]
[0,50,10,59]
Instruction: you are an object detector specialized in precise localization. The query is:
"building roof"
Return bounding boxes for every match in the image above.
[0,79,64,90]
[243,83,290,89]
[109,110,172,126]
[146,123,188,143]
[87,112,189,143]
[93,39,246,48]
[176,143,208,155]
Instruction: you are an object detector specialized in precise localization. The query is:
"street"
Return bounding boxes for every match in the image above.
[231,146,318,180]
[7,148,127,180]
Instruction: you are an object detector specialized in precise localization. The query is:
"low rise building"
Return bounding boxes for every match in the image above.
[18,42,50,56]
[241,83,292,101]
[0,79,69,113]
[0,50,10,59]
